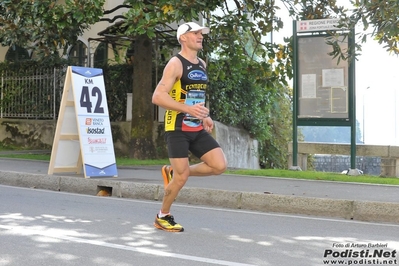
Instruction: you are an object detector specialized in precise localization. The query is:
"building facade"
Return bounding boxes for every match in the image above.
[0,0,130,67]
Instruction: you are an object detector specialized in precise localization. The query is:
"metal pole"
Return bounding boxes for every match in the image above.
[292,20,298,167]
[350,28,356,170]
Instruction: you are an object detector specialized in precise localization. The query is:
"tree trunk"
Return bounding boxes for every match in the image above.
[129,34,157,159]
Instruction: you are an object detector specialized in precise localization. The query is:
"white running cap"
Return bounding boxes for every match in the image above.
[176,22,210,43]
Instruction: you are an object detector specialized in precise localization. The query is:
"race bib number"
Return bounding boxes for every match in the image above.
[183,90,205,127]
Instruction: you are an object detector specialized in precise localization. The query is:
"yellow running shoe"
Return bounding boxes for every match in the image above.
[154,214,184,232]
[161,165,173,188]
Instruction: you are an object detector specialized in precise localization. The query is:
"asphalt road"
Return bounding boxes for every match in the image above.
[1,158,399,203]
[1,185,398,266]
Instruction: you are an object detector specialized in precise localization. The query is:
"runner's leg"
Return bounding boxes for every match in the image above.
[189,147,227,176]
[160,157,190,214]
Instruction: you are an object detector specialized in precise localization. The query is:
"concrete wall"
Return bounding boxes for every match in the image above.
[212,121,259,170]
[0,119,259,169]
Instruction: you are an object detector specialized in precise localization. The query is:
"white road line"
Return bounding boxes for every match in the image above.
[0,224,256,266]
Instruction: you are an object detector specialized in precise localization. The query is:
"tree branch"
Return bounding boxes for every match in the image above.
[100,15,127,23]
[103,4,132,15]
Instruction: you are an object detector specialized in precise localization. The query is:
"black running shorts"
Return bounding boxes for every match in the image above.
[164,130,220,159]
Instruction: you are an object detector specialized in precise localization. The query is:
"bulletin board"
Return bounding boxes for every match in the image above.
[297,35,349,119]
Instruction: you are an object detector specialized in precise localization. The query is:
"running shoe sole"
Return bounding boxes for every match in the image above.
[154,221,184,232]
[161,165,172,188]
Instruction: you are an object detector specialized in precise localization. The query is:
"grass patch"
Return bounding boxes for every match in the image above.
[0,153,51,161]
[0,153,169,166]
[227,169,399,185]
[0,152,398,185]
[116,157,169,166]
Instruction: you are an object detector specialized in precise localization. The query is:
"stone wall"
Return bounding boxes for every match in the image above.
[0,119,56,149]
[312,155,381,175]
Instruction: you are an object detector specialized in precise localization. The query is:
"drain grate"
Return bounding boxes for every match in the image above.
[96,186,112,197]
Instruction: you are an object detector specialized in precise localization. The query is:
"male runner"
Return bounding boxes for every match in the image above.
[151,22,227,232]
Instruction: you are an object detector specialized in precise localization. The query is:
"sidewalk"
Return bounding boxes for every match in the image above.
[0,158,398,224]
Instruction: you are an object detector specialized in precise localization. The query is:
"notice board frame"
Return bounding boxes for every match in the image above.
[292,19,357,170]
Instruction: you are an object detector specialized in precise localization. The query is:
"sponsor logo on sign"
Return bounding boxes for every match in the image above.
[89,146,108,153]
[87,137,106,144]
[86,127,105,134]
[92,118,104,125]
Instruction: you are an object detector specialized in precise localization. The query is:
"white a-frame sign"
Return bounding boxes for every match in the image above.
[48,66,118,178]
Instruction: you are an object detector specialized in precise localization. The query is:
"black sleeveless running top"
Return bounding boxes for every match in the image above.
[164,54,208,132]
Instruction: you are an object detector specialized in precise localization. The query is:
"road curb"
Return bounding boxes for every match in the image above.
[1,171,398,224]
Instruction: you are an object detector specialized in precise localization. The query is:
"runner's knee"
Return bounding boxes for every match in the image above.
[212,160,227,175]
[171,174,189,188]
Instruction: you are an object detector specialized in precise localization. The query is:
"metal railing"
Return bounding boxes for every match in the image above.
[0,67,66,119]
